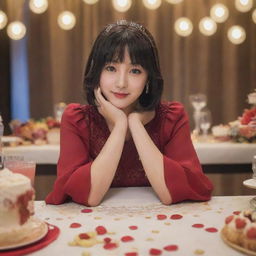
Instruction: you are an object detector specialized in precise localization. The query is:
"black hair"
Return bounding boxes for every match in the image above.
[84,20,163,111]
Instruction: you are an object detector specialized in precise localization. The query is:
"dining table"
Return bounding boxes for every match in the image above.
[15,187,256,256]
[3,141,256,165]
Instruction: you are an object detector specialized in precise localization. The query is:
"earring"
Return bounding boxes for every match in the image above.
[145,82,149,94]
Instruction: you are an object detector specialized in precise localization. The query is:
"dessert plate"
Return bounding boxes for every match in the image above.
[243,179,256,189]
[221,229,256,256]
[0,218,48,250]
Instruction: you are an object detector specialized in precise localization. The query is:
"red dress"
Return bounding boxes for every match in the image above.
[45,102,213,206]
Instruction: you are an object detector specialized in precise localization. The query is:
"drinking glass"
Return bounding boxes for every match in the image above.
[54,102,66,122]
[199,110,212,137]
[5,160,36,186]
[189,94,207,136]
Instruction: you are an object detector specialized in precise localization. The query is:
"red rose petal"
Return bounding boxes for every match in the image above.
[79,233,90,239]
[125,253,138,256]
[233,211,241,215]
[150,248,162,255]
[81,208,93,213]
[163,245,178,251]
[170,214,183,220]
[104,242,118,250]
[121,235,134,242]
[157,214,167,220]
[104,237,111,244]
[205,227,218,233]
[129,225,138,230]
[96,225,107,235]
[69,222,82,228]
[192,224,204,228]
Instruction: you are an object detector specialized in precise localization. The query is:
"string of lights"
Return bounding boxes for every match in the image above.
[0,0,255,44]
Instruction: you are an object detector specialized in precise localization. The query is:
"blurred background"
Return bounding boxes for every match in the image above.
[0,0,256,132]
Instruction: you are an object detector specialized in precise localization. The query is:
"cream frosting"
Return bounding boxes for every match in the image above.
[0,168,34,228]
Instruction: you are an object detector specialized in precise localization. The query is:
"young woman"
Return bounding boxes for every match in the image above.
[45,20,213,207]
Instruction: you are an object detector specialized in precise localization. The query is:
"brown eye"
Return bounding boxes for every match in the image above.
[105,66,116,72]
[131,68,141,74]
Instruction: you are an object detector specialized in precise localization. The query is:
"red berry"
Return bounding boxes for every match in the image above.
[170,214,183,220]
[235,218,246,229]
[79,233,90,239]
[103,242,118,250]
[163,245,178,251]
[192,223,204,228]
[149,248,162,255]
[225,216,234,224]
[70,223,82,228]
[96,225,107,235]
[157,214,167,220]
[247,227,256,239]
[129,225,138,230]
[233,211,241,215]
[121,236,134,242]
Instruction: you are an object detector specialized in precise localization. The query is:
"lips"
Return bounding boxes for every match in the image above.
[112,92,129,99]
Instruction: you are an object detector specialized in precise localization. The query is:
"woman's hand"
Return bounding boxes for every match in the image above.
[94,88,127,129]
[128,110,155,126]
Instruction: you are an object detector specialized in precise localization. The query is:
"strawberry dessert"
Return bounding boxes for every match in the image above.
[0,168,36,246]
[222,210,256,251]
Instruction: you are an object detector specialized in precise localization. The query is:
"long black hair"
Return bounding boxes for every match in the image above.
[84,20,163,111]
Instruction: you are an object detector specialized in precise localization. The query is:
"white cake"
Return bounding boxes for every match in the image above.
[0,168,35,246]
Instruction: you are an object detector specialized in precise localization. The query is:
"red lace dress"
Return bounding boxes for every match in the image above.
[45,102,213,206]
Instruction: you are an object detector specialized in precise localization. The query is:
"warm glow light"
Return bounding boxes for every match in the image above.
[142,0,162,10]
[0,10,8,29]
[112,0,132,12]
[210,4,229,23]
[252,9,256,24]
[227,26,246,44]
[7,21,26,40]
[57,11,76,30]
[29,0,48,14]
[174,17,193,37]
[82,0,98,4]
[199,17,217,36]
[235,0,253,12]
[165,0,183,4]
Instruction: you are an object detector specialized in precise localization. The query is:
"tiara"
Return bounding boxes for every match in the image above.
[105,20,146,34]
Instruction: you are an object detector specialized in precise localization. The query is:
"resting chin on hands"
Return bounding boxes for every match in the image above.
[128,110,155,126]
[94,88,128,130]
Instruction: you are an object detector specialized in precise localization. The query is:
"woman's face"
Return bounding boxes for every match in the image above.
[99,48,148,114]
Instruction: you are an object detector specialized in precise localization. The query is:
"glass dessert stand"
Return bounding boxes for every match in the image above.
[243,178,256,209]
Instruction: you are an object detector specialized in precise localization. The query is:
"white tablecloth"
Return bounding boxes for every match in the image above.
[3,142,256,164]
[29,187,253,255]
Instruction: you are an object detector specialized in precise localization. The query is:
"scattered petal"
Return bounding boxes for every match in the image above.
[149,248,162,255]
[125,253,138,256]
[233,211,241,215]
[79,233,90,240]
[163,245,178,251]
[103,242,118,250]
[70,223,82,228]
[96,225,107,235]
[157,214,167,220]
[170,214,183,220]
[192,224,204,228]
[129,225,138,230]
[121,235,134,242]
[81,209,93,213]
[205,227,218,233]
[104,237,111,244]
[194,249,205,255]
